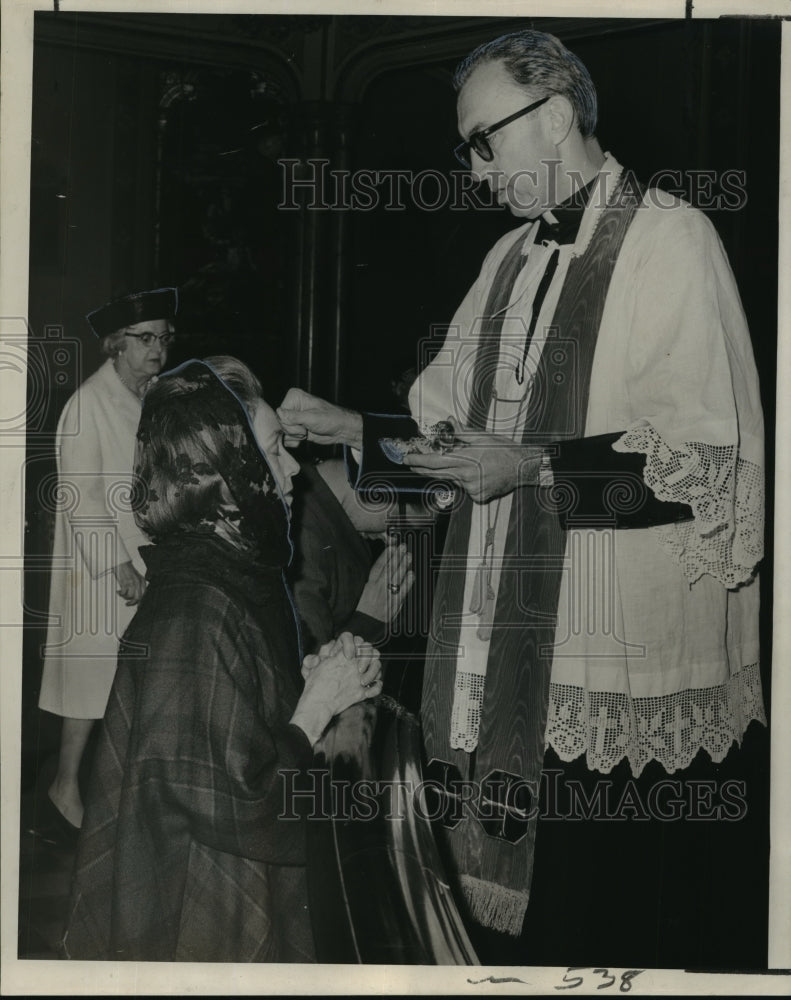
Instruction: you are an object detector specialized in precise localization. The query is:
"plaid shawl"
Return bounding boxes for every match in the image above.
[62,534,314,962]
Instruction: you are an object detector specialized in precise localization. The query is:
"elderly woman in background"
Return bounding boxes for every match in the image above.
[37,288,177,837]
[62,357,382,963]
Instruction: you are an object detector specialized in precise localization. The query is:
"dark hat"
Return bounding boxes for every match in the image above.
[86,287,178,338]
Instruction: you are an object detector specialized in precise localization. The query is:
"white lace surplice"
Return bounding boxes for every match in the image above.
[410,155,765,777]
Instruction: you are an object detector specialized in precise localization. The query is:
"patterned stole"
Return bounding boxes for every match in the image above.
[421,173,645,937]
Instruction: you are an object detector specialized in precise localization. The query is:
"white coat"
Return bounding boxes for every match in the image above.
[38,359,148,719]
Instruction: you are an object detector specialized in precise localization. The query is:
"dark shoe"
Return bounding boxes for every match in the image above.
[26,792,80,849]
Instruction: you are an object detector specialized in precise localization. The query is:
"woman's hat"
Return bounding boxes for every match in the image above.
[87,287,178,338]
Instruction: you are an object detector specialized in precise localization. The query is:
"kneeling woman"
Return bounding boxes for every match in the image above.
[62,358,382,962]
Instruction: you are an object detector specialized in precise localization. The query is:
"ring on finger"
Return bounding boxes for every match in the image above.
[388,582,399,594]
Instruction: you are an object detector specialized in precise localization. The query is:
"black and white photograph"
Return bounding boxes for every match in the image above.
[2,0,790,994]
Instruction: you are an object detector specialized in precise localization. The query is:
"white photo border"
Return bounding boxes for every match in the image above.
[1,0,789,993]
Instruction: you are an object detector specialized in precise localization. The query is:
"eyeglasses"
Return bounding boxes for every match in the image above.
[454,95,551,169]
[125,331,176,347]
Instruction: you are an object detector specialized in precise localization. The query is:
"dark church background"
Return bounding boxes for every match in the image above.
[21,12,779,967]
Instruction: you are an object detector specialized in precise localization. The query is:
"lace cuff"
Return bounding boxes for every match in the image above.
[613,424,763,586]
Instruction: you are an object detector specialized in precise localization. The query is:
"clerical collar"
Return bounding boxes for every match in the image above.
[532,175,598,246]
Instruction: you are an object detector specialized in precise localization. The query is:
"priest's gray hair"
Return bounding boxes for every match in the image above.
[454,29,598,138]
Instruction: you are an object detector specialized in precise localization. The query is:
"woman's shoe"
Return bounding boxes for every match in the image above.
[27,791,80,848]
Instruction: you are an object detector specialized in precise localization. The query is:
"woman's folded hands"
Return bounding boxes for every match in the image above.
[291,632,382,746]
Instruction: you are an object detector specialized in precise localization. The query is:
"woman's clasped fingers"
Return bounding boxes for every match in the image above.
[317,639,338,661]
[301,653,320,679]
[356,646,382,688]
[336,631,358,660]
[359,673,383,700]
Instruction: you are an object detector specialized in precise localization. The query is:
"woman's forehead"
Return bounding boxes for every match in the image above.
[124,318,172,335]
[252,397,281,436]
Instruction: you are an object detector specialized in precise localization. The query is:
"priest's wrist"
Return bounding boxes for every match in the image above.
[515,447,550,487]
[342,409,364,449]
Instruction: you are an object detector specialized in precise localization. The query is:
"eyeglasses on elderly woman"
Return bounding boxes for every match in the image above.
[124,331,177,347]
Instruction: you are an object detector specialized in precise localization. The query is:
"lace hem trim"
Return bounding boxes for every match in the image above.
[613,424,763,586]
[545,661,765,776]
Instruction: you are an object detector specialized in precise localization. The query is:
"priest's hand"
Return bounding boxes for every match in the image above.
[402,429,544,503]
[278,388,363,449]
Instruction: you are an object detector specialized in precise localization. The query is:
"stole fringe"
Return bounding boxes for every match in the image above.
[459,874,529,937]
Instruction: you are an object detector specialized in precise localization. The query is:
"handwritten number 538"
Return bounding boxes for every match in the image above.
[556,968,644,992]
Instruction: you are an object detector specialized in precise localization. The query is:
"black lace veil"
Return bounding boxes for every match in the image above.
[133,359,293,569]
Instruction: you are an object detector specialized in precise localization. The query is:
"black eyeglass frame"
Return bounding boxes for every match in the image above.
[124,331,177,347]
[454,95,552,169]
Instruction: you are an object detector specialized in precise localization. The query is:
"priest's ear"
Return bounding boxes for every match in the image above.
[545,93,576,145]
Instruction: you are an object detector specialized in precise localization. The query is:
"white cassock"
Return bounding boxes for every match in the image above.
[410,155,765,776]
